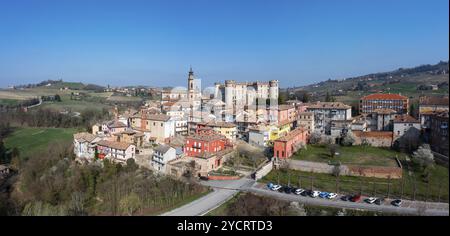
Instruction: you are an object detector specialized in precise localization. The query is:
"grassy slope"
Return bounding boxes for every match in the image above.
[4,127,78,158]
[0,99,21,106]
[293,145,403,167]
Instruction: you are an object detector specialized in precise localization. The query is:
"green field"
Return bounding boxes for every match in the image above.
[0,99,21,106]
[293,145,405,167]
[4,127,78,158]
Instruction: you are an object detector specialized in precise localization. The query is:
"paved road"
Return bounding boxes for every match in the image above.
[160,178,254,216]
[27,97,42,109]
[246,183,449,216]
[161,177,448,216]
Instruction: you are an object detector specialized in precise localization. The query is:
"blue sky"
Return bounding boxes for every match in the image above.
[0,0,448,88]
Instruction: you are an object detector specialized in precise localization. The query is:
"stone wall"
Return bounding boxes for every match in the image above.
[287,159,402,179]
[253,160,274,180]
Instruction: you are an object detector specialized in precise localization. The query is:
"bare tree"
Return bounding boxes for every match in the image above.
[341,131,356,146]
[328,144,338,159]
[309,131,322,144]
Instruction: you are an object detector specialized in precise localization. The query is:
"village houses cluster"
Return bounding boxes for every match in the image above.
[73,68,449,179]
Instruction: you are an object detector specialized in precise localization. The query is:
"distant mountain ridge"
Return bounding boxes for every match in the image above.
[294,61,449,91]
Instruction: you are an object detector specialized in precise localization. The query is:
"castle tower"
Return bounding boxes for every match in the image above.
[269,80,279,101]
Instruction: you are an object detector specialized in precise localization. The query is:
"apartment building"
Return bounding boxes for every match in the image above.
[306,102,352,135]
[151,144,177,172]
[359,93,408,114]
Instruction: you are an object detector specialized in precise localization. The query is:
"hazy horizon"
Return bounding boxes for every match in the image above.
[0,0,448,89]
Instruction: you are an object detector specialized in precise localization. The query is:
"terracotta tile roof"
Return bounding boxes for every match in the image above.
[119,129,145,137]
[353,131,393,138]
[278,105,295,111]
[73,132,97,143]
[187,132,226,142]
[154,144,173,154]
[393,114,419,123]
[146,114,170,122]
[306,102,351,109]
[108,121,127,128]
[199,121,237,128]
[97,140,132,150]
[373,108,397,114]
[419,96,449,106]
[275,127,306,142]
[361,93,408,100]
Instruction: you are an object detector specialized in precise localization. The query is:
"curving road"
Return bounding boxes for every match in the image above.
[160,178,254,216]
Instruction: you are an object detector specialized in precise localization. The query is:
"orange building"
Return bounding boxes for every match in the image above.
[273,127,308,159]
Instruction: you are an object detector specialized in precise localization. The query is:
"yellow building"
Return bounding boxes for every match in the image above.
[197,121,238,142]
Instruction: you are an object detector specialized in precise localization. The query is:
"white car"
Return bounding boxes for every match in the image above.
[365,197,377,204]
[271,185,282,191]
[327,193,338,199]
[310,190,320,198]
[294,188,305,195]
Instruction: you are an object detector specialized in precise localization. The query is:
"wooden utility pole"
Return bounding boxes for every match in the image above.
[400,177,405,199]
[438,182,442,202]
[298,176,301,188]
[359,179,363,195]
[387,176,391,199]
[311,176,314,190]
[335,176,339,193]
[288,173,291,187]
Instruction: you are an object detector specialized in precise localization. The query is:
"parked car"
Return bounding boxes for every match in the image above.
[375,198,385,205]
[271,184,282,191]
[301,189,311,197]
[267,182,274,189]
[341,195,352,201]
[350,194,362,202]
[295,188,305,195]
[365,197,377,204]
[310,190,320,198]
[319,192,329,198]
[327,193,338,199]
[284,186,292,194]
[199,176,209,181]
[392,199,402,207]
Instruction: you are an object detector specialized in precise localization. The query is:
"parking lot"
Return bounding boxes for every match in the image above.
[248,182,449,216]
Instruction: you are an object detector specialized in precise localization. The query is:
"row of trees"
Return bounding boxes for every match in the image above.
[0,107,110,130]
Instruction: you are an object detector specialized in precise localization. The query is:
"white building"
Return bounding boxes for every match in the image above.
[393,115,421,140]
[73,132,99,160]
[152,144,177,173]
[96,140,136,164]
[306,102,352,135]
